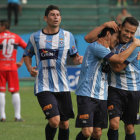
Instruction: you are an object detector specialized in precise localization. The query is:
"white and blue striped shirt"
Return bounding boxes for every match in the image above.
[109,40,140,91]
[76,42,114,100]
[24,29,78,95]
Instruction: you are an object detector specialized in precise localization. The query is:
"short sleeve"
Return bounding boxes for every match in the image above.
[18,35,27,49]
[90,42,114,59]
[23,35,35,58]
[69,32,78,56]
[126,47,139,62]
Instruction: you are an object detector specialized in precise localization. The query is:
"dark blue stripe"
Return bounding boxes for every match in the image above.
[104,52,114,59]
[124,60,130,65]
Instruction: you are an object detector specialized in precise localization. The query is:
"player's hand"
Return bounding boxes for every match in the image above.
[16,62,23,68]
[137,52,140,60]
[76,53,83,64]
[28,66,38,77]
[103,21,119,32]
[132,38,140,47]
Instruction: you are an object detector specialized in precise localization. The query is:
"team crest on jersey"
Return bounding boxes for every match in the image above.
[39,49,58,60]
[119,45,127,53]
[59,38,64,47]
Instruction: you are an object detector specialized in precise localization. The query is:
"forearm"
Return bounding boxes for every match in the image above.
[84,24,106,43]
[110,62,126,72]
[118,43,137,62]
[23,56,32,72]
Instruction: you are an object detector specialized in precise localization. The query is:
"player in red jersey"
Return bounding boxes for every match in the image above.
[0,20,27,122]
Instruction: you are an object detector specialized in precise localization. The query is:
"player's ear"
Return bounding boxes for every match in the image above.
[44,16,47,22]
[119,24,122,31]
[106,31,111,38]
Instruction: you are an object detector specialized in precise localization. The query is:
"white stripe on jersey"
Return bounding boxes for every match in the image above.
[61,31,70,91]
[39,32,49,91]
[51,33,59,92]
[110,72,117,87]
[99,72,106,100]
[119,71,128,90]
[91,61,101,98]
[128,64,137,91]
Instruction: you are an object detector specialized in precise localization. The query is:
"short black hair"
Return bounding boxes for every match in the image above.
[0,19,10,29]
[98,27,115,38]
[122,17,139,27]
[45,5,61,16]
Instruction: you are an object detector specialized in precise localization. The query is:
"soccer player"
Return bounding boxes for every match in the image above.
[0,20,27,122]
[23,5,83,140]
[75,26,140,140]
[85,17,140,140]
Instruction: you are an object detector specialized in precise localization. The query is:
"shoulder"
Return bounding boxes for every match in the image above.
[90,41,103,48]
[60,28,73,37]
[30,30,42,39]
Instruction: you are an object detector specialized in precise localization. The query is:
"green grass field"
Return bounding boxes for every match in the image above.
[1,85,140,140]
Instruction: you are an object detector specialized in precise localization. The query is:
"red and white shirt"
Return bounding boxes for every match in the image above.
[0,31,27,71]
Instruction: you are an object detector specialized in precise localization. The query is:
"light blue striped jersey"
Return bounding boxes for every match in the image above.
[109,40,140,91]
[24,29,78,95]
[75,42,114,100]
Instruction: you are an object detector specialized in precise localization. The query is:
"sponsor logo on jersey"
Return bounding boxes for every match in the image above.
[44,40,52,43]
[39,49,58,60]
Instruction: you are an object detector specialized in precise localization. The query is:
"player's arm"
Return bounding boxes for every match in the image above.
[23,56,38,77]
[72,53,83,65]
[18,35,27,49]
[16,57,24,68]
[23,34,38,77]
[109,38,140,72]
[85,21,119,43]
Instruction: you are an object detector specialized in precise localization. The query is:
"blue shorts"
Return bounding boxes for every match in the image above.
[76,95,108,128]
[37,91,74,121]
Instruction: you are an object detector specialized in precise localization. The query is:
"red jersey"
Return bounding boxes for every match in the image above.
[0,31,27,71]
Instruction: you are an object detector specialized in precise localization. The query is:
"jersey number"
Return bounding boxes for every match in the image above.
[2,39,14,58]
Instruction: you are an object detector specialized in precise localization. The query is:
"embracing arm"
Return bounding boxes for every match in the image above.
[85,21,119,43]
[109,38,140,72]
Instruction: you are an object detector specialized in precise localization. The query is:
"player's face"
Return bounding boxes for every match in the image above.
[0,24,5,33]
[120,22,137,43]
[45,10,61,28]
[110,32,119,49]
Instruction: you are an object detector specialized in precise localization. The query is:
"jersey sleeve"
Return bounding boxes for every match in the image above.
[68,32,78,56]
[17,35,27,49]
[90,42,114,59]
[23,34,35,58]
[126,47,139,62]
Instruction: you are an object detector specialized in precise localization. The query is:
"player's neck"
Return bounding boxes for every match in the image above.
[98,38,109,48]
[43,26,59,34]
